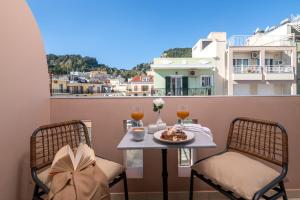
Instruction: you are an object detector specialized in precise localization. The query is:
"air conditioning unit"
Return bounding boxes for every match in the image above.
[188,70,197,77]
[251,51,259,59]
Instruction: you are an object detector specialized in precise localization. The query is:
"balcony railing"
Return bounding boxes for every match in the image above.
[233,65,261,74]
[51,89,126,96]
[152,88,213,96]
[232,65,295,81]
[228,34,295,46]
[265,65,294,74]
[233,65,294,74]
[51,88,213,96]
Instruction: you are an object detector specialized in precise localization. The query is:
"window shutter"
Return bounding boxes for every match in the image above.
[165,76,171,95]
[182,76,188,96]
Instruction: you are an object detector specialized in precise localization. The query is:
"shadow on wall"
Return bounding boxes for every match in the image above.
[17,152,33,200]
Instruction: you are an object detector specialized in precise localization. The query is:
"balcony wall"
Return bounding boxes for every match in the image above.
[51,96,300,193]
[233,73,263,80]
[0,0,50,199]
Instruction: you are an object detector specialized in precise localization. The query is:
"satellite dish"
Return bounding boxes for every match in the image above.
[265,26,270,32]
[280,18,290,25]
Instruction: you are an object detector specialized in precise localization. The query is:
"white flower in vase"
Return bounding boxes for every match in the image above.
[153,98,165,113]
[153,98,166,126]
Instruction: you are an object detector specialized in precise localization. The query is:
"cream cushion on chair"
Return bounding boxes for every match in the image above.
[95,157,125,182]
[192,151,280,200]
[37,156,125,188]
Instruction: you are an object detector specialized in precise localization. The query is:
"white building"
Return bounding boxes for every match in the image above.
[227,17,299,96]
[110,78,128,94]
[192,32,227,95]
[150,32,227,96]
[128,75,154,96]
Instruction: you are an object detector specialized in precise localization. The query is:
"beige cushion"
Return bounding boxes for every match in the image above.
[192,152,279,199]
[37,168,52,188]
[37,157,125,188]
[95,157,125,182]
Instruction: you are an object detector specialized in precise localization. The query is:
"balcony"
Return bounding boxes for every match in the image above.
[228,34,295,47]
[233,65,263,80]
[48,96,300,199]
[151,58,215,69]
[3,1,300,199]
[152,87,213,96]
[265,65,295,80]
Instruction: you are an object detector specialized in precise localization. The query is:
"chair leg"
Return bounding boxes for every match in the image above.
[279,181,288,200]
[123,172,129,200]
[189,170,195,200]
[32,185,43,200]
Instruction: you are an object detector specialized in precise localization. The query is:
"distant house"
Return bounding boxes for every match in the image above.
[151,32,227,96]
[128,75,154,96]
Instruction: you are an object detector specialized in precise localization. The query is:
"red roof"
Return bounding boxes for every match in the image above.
[130,75,153,83]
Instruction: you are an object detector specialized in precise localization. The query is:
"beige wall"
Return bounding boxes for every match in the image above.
[0,0,50,199]
[51,96,300,193]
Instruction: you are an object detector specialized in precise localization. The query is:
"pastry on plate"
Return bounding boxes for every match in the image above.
[160,126,187,141]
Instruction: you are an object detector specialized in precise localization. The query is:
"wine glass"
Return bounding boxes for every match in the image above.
[131,105,144,127]
[177,105,189,126]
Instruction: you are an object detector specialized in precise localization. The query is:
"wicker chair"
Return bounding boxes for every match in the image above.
[30,120,129,200]
[189,117,288,200]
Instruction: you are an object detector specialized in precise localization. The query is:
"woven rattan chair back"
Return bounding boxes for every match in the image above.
[30,120,90,170]
[227,117,288,167]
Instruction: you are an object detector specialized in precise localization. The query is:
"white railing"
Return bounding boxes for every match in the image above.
[265,65,294,74]
[233,65,262,74]
[228,34,295,46]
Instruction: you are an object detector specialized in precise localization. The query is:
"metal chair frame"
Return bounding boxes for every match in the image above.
[189,117,289,200]
[30,120,129,200]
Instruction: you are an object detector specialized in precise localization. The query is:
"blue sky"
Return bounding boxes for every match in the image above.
[27,0,300,69]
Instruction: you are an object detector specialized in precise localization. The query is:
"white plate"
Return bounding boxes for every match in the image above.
[153,130,194,144]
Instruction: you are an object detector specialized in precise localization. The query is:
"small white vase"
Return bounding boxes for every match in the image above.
[156,111,163,124]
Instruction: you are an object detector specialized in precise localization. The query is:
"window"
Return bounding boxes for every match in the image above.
[134,85,138,91]
[233,59,248,66]
[265,59,273,66]
[141,85,149,91]
[59,84,63,92]
[201,75,213,87]
[256,58,260,66]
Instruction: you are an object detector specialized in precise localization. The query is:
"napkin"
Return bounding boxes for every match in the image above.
[181,123,213,139]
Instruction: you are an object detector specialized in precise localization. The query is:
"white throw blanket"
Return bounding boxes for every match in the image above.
[175,123,213,140]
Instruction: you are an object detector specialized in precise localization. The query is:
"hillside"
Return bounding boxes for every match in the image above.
[161,48,192,58]
[47,54,150,79]
[47,47,190,77]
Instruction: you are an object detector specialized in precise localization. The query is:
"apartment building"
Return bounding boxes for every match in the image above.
[227,44,297,95]
[227,16,299,96]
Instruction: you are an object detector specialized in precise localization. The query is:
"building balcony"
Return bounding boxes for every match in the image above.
[228,34,295,47]
[151,58,215,69]
[233,65,296,81]
[47,96,300,199]
[152,87,213,96]
[265,65,295,80]
[233,65,263,80]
